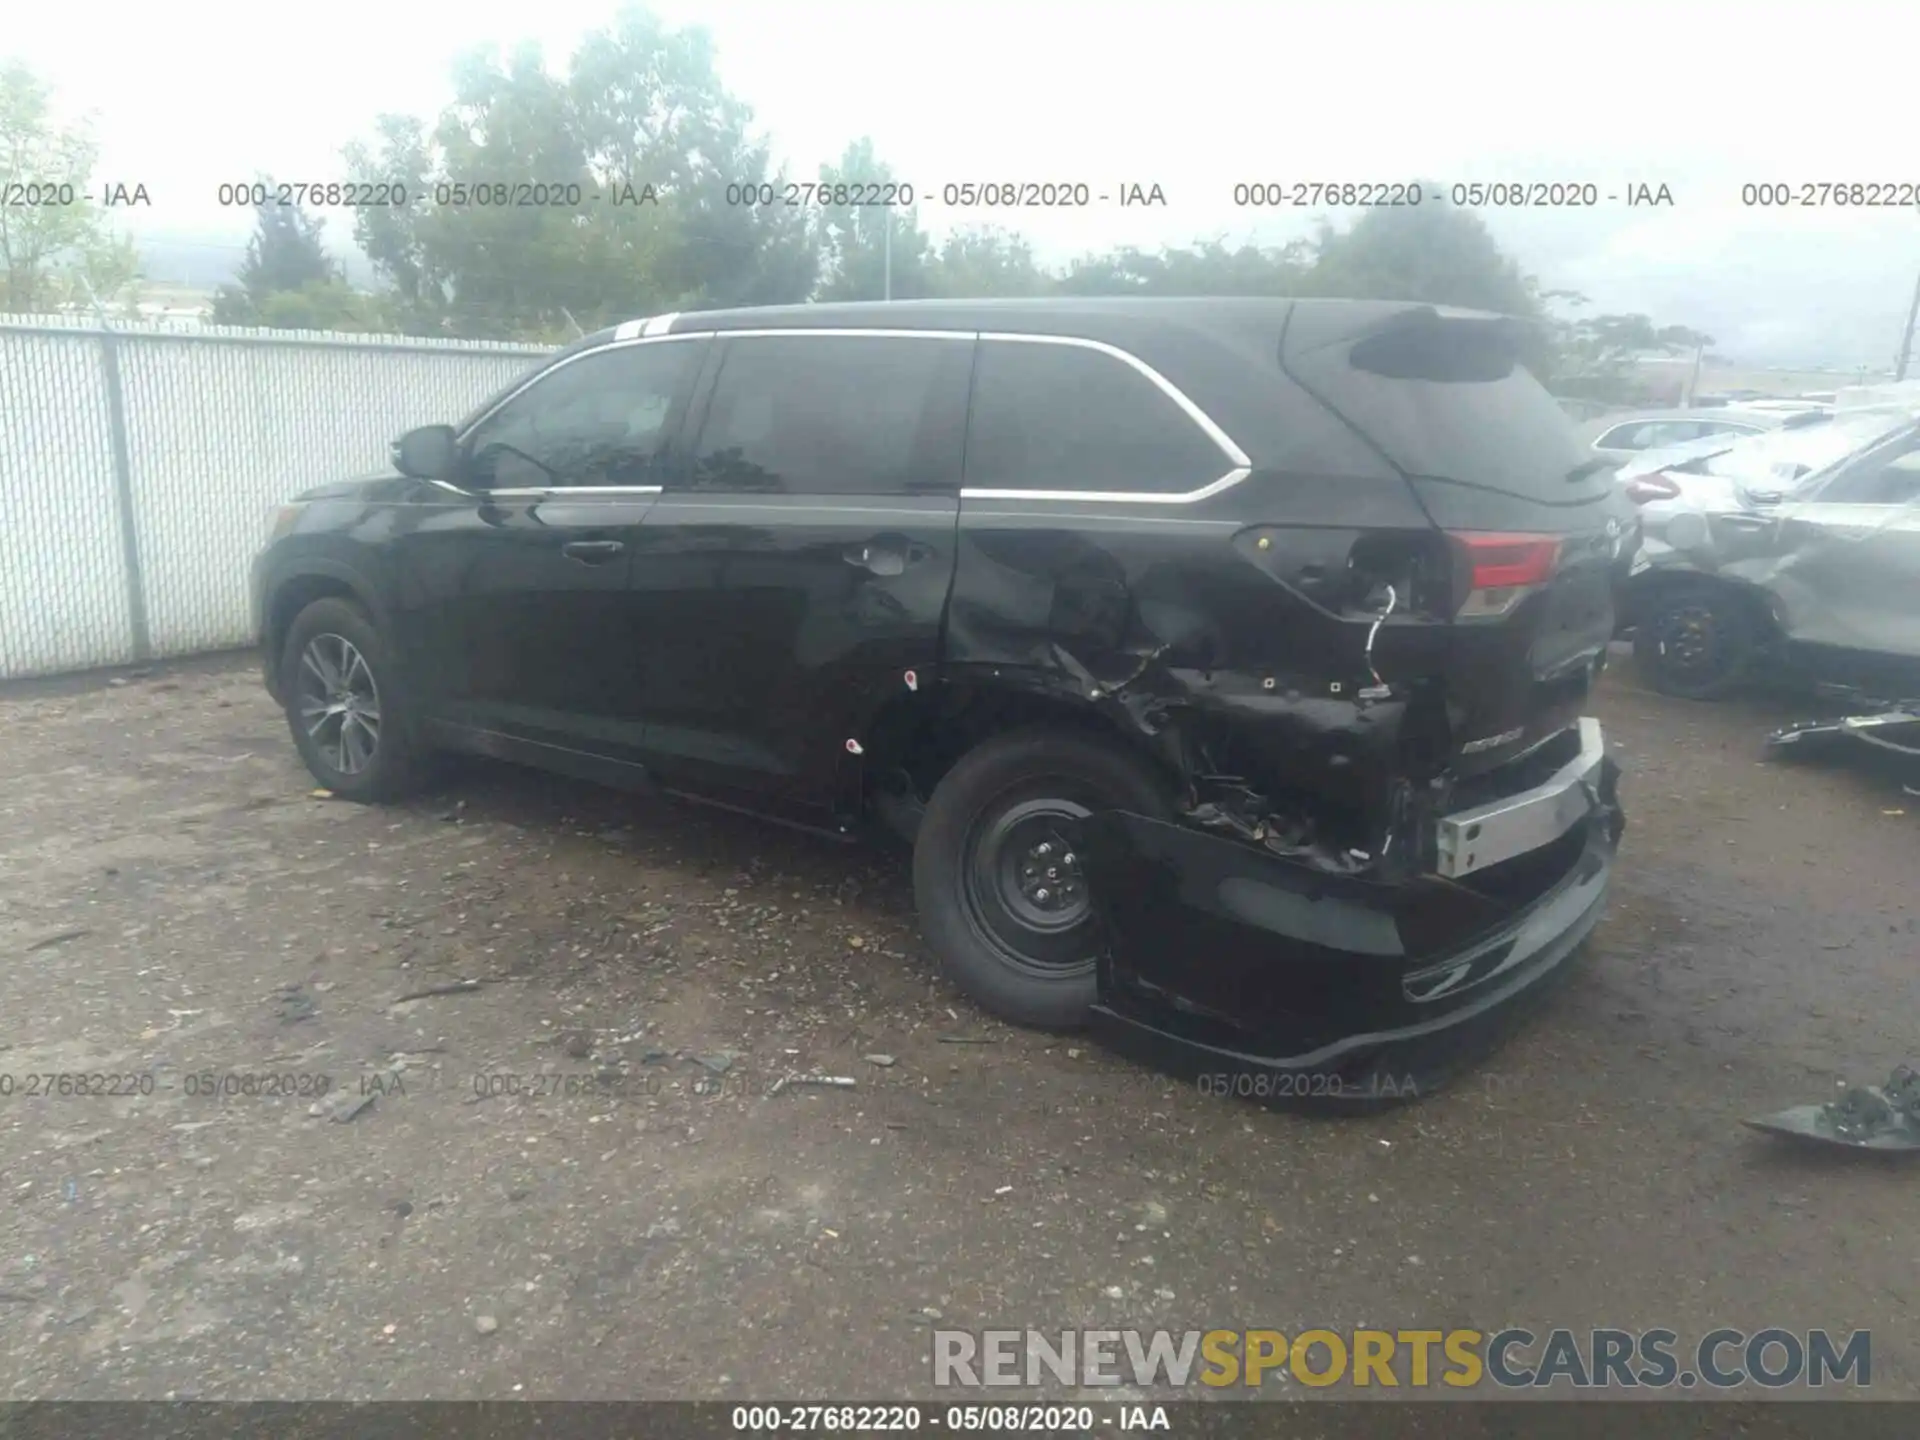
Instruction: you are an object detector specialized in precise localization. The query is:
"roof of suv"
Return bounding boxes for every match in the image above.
[496,296,1574,491]
[589,295,1509,348]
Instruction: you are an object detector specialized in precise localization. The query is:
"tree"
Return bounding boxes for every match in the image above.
[812,138,933,301]
[570,9,817,310]
[1305,193,1539,318]
[0,61,141,313]
[209,181,366,328]
[1539,293,1716,403]
[1054,238,1312,296]
[343,5,818,338]
[925,226,1050,298]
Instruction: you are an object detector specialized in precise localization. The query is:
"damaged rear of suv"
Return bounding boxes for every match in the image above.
[908,298,1631,1103]
[253,295,1629,1106]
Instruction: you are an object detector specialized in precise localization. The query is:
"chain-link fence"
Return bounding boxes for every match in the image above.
[0,315,556,680]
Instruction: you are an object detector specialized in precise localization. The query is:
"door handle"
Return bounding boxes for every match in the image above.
[562,539,626,565]
[843,540,908,577]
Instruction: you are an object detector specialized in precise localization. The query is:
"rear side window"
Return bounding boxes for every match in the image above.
[1302,313,1602,501]
[684,334,971,495]
[963,339,1233,495]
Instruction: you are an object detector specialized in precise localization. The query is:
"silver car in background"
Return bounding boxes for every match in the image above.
[1614,410,1900,506]
[1623,410,1920,698]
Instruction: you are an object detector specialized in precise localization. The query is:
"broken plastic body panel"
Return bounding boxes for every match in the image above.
[1746,1066,1920,1151]
[1072,753,1625,1105]
[1767,707,1920,761]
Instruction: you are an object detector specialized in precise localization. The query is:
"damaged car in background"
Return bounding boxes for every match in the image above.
[1621,407,1920,699]
[251,297,1630,1107]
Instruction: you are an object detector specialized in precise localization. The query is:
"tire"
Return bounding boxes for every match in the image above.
[912,726,1173,1029]
[278,596,428,802]
[1632,581,1759,700]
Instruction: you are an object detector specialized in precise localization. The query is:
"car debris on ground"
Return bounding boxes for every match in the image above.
[1745,1065,1920,1151]
[1766,697,1920,789]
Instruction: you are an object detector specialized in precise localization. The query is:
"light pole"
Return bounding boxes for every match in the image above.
[1898,201,1920,383]
[1896,265,1920,382]
[883,208,892,301]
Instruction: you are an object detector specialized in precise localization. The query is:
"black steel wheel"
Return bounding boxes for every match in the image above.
[1633,583,1758,700]
[913,727,1172,1028]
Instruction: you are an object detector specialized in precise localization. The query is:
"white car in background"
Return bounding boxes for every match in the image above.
[1582,406,1817,469]
[1614,410,1898,507]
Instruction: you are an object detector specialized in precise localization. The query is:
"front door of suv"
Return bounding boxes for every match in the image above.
[393,335,706,759]
[628,330,973,817]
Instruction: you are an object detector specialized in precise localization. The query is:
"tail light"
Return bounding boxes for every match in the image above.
[1446,531,1562,620]
[1623,472,1682,505]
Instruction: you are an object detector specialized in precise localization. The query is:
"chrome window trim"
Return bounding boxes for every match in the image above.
[453,330,710,495]
[454,323,1253,507]
[717,327,978,342]
[483,485,664,498]
[960,332,1253,504]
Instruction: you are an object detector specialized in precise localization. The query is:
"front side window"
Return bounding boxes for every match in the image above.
[964,339,1230,494]
[463,341,699,490]
[684,334,970,495]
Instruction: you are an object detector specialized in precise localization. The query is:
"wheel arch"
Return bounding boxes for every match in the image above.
[845,669,1183,824]
[262,559,391,694]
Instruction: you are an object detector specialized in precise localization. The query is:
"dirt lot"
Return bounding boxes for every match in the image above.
[0,652,1914,1402]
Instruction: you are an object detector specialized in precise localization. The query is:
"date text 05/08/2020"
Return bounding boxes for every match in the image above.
[723,181,1169,208]
[201,179,1172,210]
[1229,181,1676,208]
[1198,1070,1419,1102]
[728,1405,1172,1433]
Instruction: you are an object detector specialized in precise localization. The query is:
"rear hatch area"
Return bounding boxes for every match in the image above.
[1281,305,1635,776]
[1075,303,1632,1095]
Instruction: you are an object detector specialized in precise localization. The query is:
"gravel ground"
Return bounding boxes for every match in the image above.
[0,652,1913,1402]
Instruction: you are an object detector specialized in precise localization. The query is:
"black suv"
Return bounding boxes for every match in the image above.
[253,297,1630,1102]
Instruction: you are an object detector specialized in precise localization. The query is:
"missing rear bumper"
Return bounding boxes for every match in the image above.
[1074,736,1623,1107]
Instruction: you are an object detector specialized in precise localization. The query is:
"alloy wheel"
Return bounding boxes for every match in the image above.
[295,633,383,776]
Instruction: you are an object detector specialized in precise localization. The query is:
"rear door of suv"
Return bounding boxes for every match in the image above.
[627,329,973,818]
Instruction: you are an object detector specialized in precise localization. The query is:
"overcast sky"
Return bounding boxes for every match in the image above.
[8,0,1918,367]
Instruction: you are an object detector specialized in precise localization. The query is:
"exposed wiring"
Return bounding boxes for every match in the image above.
[1362,584,1398,691]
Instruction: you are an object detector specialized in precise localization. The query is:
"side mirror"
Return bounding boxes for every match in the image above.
[393,424,458,481]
